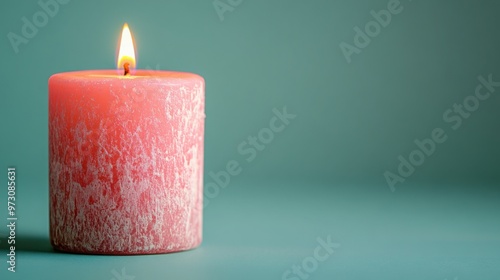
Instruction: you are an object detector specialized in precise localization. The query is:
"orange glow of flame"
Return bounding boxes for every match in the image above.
[117,23,136,70]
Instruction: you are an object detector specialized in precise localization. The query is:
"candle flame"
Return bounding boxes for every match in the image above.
[117,23,136,70]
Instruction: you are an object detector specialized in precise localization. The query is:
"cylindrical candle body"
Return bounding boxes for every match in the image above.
[48,70,204,255]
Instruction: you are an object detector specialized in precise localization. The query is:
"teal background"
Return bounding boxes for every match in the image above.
[1,0,499,279]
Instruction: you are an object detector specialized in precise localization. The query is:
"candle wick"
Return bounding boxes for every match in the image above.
[124,62,130,76]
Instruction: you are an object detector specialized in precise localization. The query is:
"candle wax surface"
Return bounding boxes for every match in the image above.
[48,70,205,255]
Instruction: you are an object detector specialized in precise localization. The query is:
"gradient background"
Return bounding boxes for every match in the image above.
[1,0,499,279]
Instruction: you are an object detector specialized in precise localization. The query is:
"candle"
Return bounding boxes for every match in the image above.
[48,24,205,255]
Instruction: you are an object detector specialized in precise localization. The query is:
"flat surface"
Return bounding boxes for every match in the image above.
[1,182,499,280]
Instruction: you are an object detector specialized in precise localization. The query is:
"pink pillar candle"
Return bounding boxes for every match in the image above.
[48,70,205,255]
